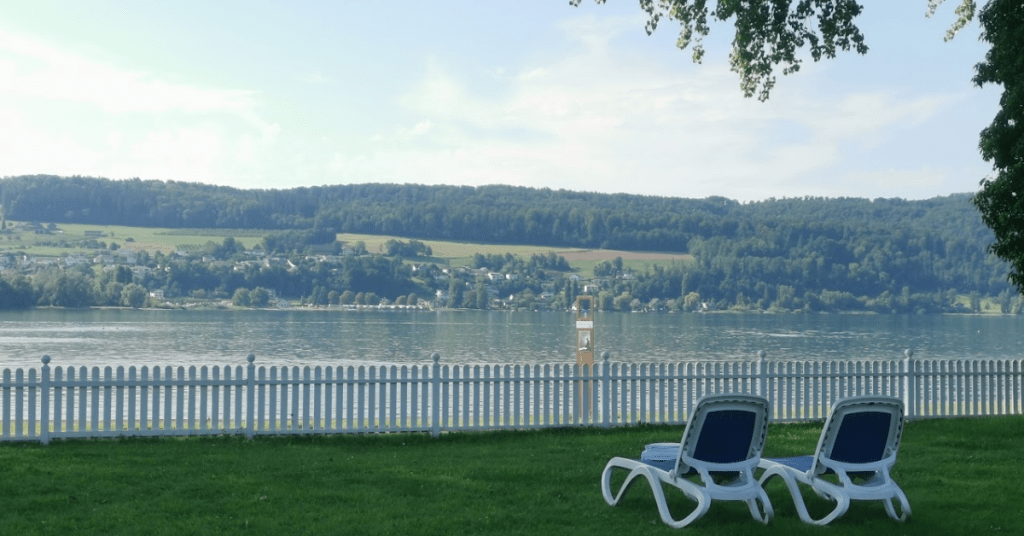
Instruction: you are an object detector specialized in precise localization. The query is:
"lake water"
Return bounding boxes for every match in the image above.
[0,309,1021,371]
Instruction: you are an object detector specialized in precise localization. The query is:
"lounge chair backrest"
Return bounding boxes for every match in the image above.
[811,396,904,476]
[676,394,770,475]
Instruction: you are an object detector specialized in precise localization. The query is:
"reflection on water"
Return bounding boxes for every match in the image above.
[0,308,1021,370]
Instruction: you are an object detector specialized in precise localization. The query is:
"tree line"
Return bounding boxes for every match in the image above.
[0,175,1016,311]
[0,175,1003,254]
[1,249,429,310]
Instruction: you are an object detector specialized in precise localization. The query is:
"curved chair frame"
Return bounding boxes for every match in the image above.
[601,393,773,528]
[758,395,910,525]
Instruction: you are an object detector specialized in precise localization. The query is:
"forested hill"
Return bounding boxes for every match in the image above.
[0,174,996,252]
[0,175,1014,305]
[3,175,746,249]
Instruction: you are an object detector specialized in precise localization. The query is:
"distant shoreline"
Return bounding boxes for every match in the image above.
[21,304,1020,317]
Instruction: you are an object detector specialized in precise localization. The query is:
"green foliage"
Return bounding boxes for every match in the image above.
[971,0,1024,294]
[250,287,271,308]
[0,274,33,309]
[594,256,625,277]
[384,238,432,258]
[203,236,246,258]
[232,288,251,307]
[572,0,868,101]
[261,229,337,255]
[0,177,1004,267]
[120,283,148,309]
[447,278,464,308]
[570,1,977,102]
[473,279,488,309]
[32,268,93,307]
[0,176,1017,310]
[471,252,571,275]
[92,266,134,307]
[928,0,979,41]
[562,0,1017,299]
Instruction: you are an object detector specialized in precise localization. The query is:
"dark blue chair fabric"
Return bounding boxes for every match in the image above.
[693,410,757,464]
[829,411,891,464]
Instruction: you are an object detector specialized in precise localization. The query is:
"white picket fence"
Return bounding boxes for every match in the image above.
[2,351,1022,444]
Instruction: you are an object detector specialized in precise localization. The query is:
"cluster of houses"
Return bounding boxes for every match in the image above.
[2,223,628,311]
[424,265,608,310]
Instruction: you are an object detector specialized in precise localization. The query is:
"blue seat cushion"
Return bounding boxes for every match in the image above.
[693,409,757,464]
[764,455,814,473]
[830,411,891,464]
[639,458,678,473]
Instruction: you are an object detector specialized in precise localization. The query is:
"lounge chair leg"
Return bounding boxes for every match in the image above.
[745,490,774,524]
[601,464,649,506]
[758,396,910,526]
[601,461,711,529]
[601,395,774,529]
[649,473,711,529]
[761,467,846,526]
[883,488,911,521]
[812,493,850,526]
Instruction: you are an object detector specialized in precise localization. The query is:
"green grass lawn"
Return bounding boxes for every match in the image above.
[2,415,1021,535]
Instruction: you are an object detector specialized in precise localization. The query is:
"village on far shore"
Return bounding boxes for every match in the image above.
[1,218,1015,315]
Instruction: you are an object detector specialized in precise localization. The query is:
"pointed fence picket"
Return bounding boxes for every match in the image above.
[2,351,1022,444]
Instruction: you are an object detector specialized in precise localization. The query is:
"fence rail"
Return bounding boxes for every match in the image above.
[3,351,1022,444]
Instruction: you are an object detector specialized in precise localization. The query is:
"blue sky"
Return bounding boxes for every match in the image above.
[0,1,1000,201]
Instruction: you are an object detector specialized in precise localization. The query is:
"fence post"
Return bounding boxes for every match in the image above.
[572,363,580,425]
[903,349,915,420]
[601,351,611,428]
[246,354,256,439]
[758,350,768,403]
[431,353,441,437]
[40,355,51,445]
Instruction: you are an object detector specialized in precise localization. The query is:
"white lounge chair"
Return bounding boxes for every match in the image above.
[757,395,910,525]
[600,393,773,528]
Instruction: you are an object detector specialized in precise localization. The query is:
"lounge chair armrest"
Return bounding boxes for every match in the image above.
[821,452,898,475]
[682,456,760,474]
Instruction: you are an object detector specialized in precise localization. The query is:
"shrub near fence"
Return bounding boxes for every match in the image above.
[2,351,1023,444]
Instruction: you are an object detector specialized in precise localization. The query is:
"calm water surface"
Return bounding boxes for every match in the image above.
[0,309,1021,370]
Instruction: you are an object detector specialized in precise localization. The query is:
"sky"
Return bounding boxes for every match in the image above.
[0,1,1002,202]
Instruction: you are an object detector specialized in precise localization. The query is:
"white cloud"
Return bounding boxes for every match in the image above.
[403,120,434,138]
[0,29,255,115]
[0,107,105,176]
[555,11,646,50]
[334,14,983,202]
[116,126,225,182]
[0,27,280,184]
[296,72,329,84]
[791,90,952,147]
[0,5,995,201]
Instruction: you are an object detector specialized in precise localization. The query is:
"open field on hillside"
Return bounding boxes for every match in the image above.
[336,232,692,274]
[0,223,264,256]
[0,224,691,276]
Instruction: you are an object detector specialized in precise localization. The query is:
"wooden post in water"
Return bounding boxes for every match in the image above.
[575,296,594,421]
